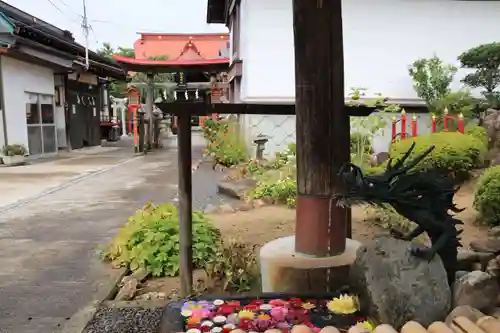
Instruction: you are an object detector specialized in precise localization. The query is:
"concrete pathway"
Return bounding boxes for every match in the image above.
[0,136,208,333]
[0,146,136,211]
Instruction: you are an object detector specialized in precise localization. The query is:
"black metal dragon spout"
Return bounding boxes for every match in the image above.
[334,142,463,285]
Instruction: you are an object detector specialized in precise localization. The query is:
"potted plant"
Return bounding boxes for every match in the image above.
[2,144,28,166]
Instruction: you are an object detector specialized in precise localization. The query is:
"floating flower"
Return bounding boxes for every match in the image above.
[326,294,359,315]
[301,302,315,310]
[354,320,375,332]
[270,306,288,322]
[186,316,202,328]
[269,299,286,307]
[243,304,259,312]
[257,313,271,321]
[238,309,255,320]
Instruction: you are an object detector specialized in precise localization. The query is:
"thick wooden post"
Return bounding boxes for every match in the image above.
[293,0,351,256]
[177,113,193,296]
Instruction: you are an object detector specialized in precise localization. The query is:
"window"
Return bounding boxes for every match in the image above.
[25,93,57,155]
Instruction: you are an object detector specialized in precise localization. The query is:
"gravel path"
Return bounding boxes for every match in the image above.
[84,308,163,333]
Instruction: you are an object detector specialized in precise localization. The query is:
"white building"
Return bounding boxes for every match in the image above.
[0,3,125,158]
[207,0,500,156]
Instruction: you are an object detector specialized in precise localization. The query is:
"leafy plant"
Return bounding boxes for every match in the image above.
[390,131,486,180]
[464,124,489,149]
[102,202,221,277]
[204,238,259,293]
[347,87,398,166]
[458,43,500,109]
[434,89,479,120]
[2,144,27,156]
[408,56,457,111]
[474,166,500,226]
[204,120,248,167]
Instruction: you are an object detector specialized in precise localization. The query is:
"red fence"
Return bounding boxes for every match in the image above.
[391,109,465,142]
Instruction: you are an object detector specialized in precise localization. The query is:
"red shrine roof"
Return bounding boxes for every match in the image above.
[114,32,230,72]
[133,32,229,60]
[113,55,228,66]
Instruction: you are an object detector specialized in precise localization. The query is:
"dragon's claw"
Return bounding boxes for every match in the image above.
[410,246,435,262]
[390,228,405,240]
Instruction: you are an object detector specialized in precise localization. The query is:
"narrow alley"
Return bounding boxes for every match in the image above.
[0,134,219,333]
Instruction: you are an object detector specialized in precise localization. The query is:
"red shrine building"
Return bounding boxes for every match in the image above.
[113,33,230,133]
[134,32,229,61]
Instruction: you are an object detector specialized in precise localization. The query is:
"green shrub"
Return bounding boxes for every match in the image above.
[464,124,488,148]
[474,166,500,226]
[390,131,486,178]
[204,238,259,293]
[205,120,248,167]
[103,202,221,277]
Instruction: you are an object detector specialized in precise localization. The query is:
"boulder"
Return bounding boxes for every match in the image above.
[217,178,257,199]
[350,236,451,330]
[488,226,500,238]
[483,109,500,166]
[457,250,495,271]
[453,271,499,310]
[470,238,500,255]
[115,278,137,301]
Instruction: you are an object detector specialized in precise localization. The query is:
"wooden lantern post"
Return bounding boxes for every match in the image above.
[293,0,350,256]
[127,86,141,151]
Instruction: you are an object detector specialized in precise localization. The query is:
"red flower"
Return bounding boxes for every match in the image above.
[269,299,286,307]
[219,306,234,316]
[200,326,211,332]
[239,318,250,330]
[222,328,232,333]
[251,300,265,306]
[226,301,241,308]
[244,304,258,311]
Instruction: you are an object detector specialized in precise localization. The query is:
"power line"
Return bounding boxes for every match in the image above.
[45,0,66,15]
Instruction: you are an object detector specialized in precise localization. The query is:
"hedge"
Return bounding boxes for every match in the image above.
[474,166,500,226]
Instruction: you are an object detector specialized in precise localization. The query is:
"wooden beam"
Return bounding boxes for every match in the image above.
[177,114,193,296]
[293,0,350,256]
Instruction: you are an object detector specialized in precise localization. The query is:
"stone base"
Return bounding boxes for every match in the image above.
[259,236,361,293]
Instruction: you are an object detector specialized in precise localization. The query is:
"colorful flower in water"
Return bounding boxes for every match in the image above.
[270,306,288,322]
[326,294,359,315]
[301,302,316,310]
[238,309,255,320]
[186,316,202,327]
[354,320,375,332]
[257,313,271,321]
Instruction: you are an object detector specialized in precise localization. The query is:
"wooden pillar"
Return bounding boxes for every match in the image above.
[293,0,351,256]
[177,113,193,296]
[146,73,154,149]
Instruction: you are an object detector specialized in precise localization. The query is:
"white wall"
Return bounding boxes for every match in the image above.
[242,112,432,158]
[1,56,55,152]
[238,0,500,103]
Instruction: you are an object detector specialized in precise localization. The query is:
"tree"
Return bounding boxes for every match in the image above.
[96,43,132,97]
[458,42,500,109]
[408,56,457,113]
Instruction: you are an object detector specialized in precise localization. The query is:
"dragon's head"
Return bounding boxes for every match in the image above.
[334,142,435,208]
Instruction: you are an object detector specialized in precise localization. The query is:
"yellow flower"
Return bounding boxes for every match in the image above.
[354,320,375,332]
[301,302,316,310]
[257,313,271,321]
[326,294,359,315]
[238,309,255,320]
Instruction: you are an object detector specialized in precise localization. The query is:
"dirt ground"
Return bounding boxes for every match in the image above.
[137,178,489,299]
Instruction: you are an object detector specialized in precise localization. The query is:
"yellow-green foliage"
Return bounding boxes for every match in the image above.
[103,202,221,277]
[464,124,489,148]
[390,131,486,177]
[474,166,500,226]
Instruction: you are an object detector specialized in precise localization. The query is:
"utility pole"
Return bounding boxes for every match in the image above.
[81,0,90,69]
